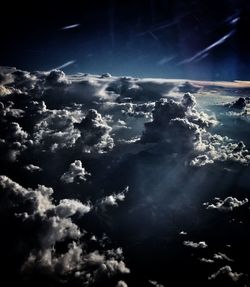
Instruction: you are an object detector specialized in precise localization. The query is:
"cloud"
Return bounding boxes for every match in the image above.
[1,67,250,286]
[24,164,43,172]
[226,97,249,111]
[116,280,128,287]
[208,265,244,282]
[213,252,234,262]
[204,197,248,211]
[183,241,208,249]
[141,93,250,166]
[149,280,165,287]
[97,186,129,211]
[199,258,215,264]
[74,109,114,153]
[0,175,129,284]
[60,160,91,184]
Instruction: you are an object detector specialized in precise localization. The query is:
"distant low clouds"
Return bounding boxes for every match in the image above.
[183,241,208,249]
[208,265,244,282]
[204,197,248,212]
[24,164,43,172]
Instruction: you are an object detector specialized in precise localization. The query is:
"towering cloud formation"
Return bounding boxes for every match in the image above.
[60,160,91,183]
[141,93,250,166]
[0,67,250,286]
[74,109,114,153]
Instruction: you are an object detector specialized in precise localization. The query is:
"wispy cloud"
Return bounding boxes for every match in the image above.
[178,30,235,65]
[61,24,80,30]
[54,60,76,70]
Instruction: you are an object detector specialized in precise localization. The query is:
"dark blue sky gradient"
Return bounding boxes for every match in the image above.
[1,0,250,80]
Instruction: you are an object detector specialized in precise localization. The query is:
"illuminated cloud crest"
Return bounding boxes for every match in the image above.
[204,197,248,211]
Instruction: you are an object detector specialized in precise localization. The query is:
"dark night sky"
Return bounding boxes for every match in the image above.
[1,0,250,80]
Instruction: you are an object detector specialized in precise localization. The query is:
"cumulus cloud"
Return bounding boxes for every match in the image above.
[204,197,248,211]
[0,175,129,284]
[183,241,208,249]
[1,67,250,286]
[213,252,234,262]
[32,105,83,152]
[24,164,43,172]
[97,186,129,211]
[225,97,250,111]
[141,93,250,166]
[199,252,233,264]
[208,265,244,282]
[60,160,91,184]
[116,280,128,287]
[74,109,114,153]
[199,258,215,264]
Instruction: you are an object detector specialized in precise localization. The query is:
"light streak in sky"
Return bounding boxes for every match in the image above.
[54,60,76,70]
[178,30,235,65]
[62,24,80,30]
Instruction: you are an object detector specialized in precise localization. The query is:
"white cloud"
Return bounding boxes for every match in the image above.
[24,164,42,172]
[60,160,91,184]
[199,258,215,264]
[75,109,114,153]
[213,252,234,262]
[116,280,128,287]
[97,186,129,211]
[204,196,248,211]
[183,241,208,249]
[0,175,129,284]
[141,93,250,166]
[208,265,244,282]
